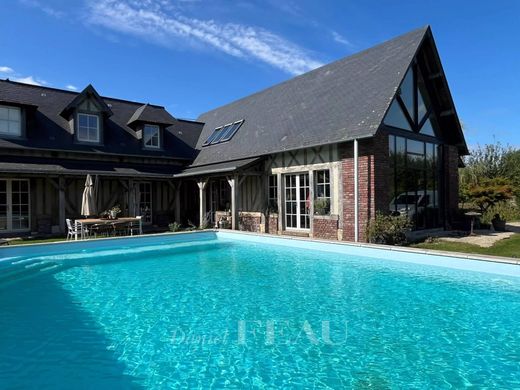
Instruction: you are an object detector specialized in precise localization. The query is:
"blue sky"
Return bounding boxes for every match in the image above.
[1,0,519,147]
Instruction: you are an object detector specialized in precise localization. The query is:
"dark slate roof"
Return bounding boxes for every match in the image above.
[127,103,176,126]
[0,80,203,160]
[0,155,179,178]
[192,26,430,166]
[173,157,261,178]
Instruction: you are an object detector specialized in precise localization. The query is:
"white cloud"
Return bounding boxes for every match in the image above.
[331,31,353,47]
[66,84,78,91]
[86,0,323,75]
[19,0,64,18]
[12,76,47,86]
[0,66,14,74]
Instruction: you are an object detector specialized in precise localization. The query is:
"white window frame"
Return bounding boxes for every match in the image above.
[0,105,22,137]
[77,113,100,143]
[0,178,31,232]
[284,173,310,231]
[314,169,331,201]
[143,124,161,149]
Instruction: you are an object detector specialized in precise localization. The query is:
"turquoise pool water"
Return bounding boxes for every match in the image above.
[1,232,519,388]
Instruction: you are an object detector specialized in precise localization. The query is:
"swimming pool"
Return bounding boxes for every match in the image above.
[1,231,519,388]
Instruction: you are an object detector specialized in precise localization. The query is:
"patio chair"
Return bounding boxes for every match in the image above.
[66,219,83,240]
[112,220,130,236]
[90,223,112,238]
[128,216,143,236]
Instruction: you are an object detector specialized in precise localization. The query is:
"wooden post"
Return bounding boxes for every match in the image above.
[175,181,182,223]
[227,175,240,230]
[277,172,283,233]
[309,170,314,237]
[58,176,66,233]
[197,179,208,228]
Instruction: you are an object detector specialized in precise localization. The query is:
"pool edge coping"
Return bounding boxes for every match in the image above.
[1,229,518,267]
[215,230,520,266]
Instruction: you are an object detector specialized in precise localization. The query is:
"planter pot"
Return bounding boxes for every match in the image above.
[110,211,118,219]
[492,219,507,232]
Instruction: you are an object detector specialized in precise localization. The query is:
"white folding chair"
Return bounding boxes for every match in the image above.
[66,219,81,240]
[128,216,143,236]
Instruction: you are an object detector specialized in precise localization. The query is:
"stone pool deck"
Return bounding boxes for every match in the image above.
[437,222,520,248]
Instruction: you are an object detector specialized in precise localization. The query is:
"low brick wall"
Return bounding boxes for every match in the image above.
[313,215,339,240]
[267,214,279,234]
[239,212,262,232]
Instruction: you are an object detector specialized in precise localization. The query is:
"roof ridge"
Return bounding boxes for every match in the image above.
[0,78,166,109]
[197,25,430,119]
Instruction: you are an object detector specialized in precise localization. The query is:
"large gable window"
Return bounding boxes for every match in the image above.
[202,120,244,146]
[77,113,100,143]
[143,124,160,149]
[0,105,21,137]
[383,65,439,138]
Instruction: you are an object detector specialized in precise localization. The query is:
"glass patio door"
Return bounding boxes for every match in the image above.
[139,182,152,224]
[285,173,310,230]
[0,179,30,232]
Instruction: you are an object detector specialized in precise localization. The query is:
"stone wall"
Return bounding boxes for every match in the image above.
[239,212,262,232]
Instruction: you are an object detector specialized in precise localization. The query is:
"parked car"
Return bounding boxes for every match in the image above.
[389,191,436,220]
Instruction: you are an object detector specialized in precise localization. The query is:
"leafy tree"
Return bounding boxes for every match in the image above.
[466,177,513,213]
[460,142,519,205]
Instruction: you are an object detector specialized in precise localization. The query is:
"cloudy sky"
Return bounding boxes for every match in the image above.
[1,0,519,146]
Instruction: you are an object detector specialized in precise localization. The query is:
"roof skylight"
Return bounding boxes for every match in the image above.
[202,120,244,146]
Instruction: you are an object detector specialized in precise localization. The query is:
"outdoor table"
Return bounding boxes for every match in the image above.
[465,211,482,236]
[75,217,141,240]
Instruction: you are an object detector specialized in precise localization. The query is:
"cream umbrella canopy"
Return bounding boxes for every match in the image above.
[81,174,97,217]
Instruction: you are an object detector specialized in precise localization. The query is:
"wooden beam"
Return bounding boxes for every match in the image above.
[428,72,443,80]
[175,181,182,223]
[118,179,129,191]
[58,176,66,233]
[440,109,455,117]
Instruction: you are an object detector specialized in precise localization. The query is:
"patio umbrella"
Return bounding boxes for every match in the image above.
[81,174,97,217]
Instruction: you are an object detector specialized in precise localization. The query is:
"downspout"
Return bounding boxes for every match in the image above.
[354,139,359,242]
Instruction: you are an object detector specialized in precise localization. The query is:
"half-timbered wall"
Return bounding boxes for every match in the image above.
[12,176,178,234]
[265,144,342,216]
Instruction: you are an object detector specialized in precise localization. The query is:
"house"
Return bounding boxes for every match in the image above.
[0,26,467,241]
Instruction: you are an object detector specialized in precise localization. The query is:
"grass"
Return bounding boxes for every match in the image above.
[4,237,68,246]
[412,233,520,259]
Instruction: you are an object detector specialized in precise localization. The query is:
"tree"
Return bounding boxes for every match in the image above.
[460,142,520,205]
[466,177,513,213]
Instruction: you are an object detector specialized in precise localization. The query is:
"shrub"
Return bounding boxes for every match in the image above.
[168,222,182,232]
[367,212,411,245]
[481,201,520,224]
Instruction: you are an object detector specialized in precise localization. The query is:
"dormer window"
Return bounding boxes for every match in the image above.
[143,124,160,149]
[77,113,100,143]
[0,105,21,137]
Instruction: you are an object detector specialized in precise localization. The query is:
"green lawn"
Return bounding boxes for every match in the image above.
[4,237,68,246]
[412,233,520,259]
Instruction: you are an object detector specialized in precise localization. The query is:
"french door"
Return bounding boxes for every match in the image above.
[285,173,310,230]
[139,182,152,224]
[0,179,30,232]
